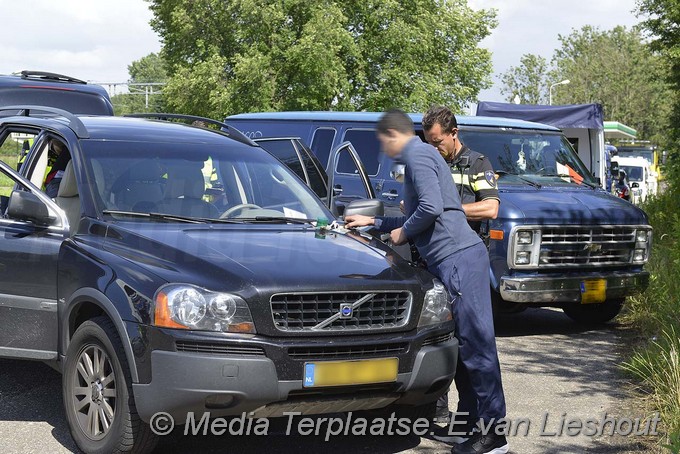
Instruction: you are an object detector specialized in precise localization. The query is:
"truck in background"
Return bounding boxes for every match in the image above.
[226,111,652,324]
[615,141,662,195]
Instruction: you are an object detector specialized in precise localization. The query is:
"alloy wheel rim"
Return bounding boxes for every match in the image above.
[71,344,116,440]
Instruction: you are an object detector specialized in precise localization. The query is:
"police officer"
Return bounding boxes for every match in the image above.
[346,109,508,454]
[422,106,499,235]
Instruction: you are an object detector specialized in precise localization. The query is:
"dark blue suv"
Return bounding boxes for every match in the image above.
[0,107,457,453]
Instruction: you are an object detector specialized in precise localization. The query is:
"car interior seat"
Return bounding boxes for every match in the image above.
[154,162,219,218]
[112,160,165,212]
[55,160,80,235]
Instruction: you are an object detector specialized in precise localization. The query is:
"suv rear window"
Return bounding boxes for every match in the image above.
[0,88,112,115]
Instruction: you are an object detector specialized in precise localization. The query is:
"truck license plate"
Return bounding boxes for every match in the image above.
[580,279,607,304]
[303,358,398,387]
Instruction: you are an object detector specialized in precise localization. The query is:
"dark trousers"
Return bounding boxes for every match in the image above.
[430,241,506,424]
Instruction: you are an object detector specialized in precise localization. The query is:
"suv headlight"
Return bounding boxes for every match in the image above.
[154,284,256,333]
[418,280,452,327]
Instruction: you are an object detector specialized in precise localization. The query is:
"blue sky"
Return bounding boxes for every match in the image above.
[0,0,641,102]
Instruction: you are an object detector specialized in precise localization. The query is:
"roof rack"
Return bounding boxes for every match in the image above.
[19,70,87,84]
[0,105,89,138]
[124,113,255,147]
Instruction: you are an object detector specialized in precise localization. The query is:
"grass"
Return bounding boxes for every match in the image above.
[0,153,19,197]
[620,188,680,452]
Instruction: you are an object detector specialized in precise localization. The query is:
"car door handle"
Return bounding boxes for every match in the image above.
[333,185,343,196]
[381,191,398,200]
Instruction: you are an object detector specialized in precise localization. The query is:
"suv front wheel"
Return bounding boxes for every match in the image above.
[63,316,157,454]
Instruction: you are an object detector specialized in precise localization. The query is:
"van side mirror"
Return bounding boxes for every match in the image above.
[343,199,384,219]
[7,190,55,226]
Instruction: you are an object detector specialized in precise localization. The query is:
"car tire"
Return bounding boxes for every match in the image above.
[63,316,158,454]
[562,299,624,325]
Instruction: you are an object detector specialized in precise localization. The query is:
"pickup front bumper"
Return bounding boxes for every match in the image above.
[500,271,650,303]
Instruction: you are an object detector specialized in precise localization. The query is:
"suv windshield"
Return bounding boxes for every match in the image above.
[82,140,331,222]
[459,129,598,186]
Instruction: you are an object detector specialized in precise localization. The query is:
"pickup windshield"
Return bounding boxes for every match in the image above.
[459,129,598,187]
[81,140,331,222]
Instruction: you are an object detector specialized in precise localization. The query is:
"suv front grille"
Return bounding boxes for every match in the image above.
[539,226,636,267]
[270,291,412,332]
[288,343,408,360]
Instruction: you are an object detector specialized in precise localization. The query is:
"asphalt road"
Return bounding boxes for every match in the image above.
[0,308,656,453]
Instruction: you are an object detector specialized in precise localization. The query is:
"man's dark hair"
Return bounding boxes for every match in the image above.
[422,105,458,133]
[377,109,414,135]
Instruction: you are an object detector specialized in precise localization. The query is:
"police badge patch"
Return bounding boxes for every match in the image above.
[485,170,497,188]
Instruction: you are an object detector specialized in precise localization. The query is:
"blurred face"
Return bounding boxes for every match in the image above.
[376,130,401,158]
[424,123,457,160]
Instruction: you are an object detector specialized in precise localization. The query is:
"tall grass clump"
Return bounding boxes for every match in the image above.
[621,186,680,451]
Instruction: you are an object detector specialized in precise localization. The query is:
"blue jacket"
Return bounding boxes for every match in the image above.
[375,136,481,266]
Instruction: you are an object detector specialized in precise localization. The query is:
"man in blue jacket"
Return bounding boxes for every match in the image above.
[345,109,507,454]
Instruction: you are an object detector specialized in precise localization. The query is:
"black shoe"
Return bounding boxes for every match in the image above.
[452,430,508,454]
[431,421,478,444]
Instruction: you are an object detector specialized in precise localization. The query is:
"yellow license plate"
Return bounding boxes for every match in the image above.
[580,279,607,304]
[303,358,398,387]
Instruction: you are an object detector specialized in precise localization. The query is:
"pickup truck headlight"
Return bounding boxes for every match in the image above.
[154,284,256,333]
[418,280,452,327]
[632,227,653,264]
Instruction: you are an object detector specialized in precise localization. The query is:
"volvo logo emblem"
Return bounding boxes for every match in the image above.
[339,303,353,319]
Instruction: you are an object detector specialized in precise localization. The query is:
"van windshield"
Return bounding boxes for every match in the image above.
[620,165,644,181]
[458,129,598,186]
[81,140,331,222]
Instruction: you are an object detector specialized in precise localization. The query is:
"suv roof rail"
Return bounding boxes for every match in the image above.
[0,105,89,138]
[125,113,256,146]
[19,70,87,84]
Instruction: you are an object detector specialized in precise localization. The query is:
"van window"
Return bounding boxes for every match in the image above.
[311,128,336,168]
[298,148,328,199]
[338,129,380,176]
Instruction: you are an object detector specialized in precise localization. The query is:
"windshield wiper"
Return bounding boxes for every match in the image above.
[102,210,208,224]
[495,170,542,189]
[540,173,599,189]
[243,216,315,224]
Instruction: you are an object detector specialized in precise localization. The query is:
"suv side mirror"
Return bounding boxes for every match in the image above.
[343,199,385,219]
[7,190,55,226]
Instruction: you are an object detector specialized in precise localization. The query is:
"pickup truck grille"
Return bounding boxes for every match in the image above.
[270,291,412,332]
[539,226,635,267]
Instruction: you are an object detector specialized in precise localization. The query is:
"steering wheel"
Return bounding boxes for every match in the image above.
[219,203,262,219]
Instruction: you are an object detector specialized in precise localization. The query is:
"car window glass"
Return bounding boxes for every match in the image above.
[299,146,328,199]
[459,129,597,186]
[311,128,336,168]
[0,131,38,197]
[83,140,330,221]
[256,140,305,182]
[337,129,380,176]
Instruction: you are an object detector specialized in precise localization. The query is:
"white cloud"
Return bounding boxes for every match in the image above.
[0,0,162,83]
[469,0,641,102]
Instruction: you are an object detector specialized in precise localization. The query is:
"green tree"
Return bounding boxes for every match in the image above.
[499,54,550,104]
[637,0,680,182]
[111,53,169,115]
[147,0,497,118]
[550,25,671,144]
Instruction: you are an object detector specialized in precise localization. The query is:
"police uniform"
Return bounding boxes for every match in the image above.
[447,145,500,233]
